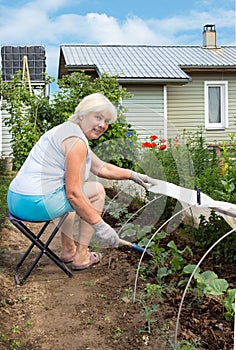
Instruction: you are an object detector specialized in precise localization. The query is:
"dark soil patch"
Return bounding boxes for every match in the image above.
[0,200,235,349]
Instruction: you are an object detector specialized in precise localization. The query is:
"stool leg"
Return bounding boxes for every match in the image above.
[15,222,50,270]
[13,213,72,285]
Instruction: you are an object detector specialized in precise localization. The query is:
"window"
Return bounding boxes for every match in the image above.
[204,81,228,129]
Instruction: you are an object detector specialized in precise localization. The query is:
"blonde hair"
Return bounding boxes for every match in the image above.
[69,93,117,123]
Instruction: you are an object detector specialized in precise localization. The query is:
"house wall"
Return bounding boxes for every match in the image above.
[122,84,165,141]
[0,105,12,157]
[167,72,236,144]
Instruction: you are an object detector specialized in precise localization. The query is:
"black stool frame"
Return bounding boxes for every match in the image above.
[8,211,73,285]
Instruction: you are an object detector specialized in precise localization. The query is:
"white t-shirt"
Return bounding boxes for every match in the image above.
[9,121,91,195]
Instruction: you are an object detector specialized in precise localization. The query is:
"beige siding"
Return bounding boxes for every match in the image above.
[122,85,165,140]
[167,72,236,143]
[1,108,12,157]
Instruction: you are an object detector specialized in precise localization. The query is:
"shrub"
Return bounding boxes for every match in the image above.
[0,71,139,170]
[189,210,236,263]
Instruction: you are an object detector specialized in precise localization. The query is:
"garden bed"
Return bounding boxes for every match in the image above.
[0,186,235,349]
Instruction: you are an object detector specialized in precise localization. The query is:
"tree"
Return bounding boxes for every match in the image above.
[0,71,139,169]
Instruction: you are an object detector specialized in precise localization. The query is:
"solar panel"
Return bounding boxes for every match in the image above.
[1,46,46,82]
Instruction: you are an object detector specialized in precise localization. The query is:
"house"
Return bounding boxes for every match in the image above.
[0,45,46,162]
[58,25,236,144]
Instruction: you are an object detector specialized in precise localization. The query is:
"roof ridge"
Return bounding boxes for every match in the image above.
[60,44,236,48]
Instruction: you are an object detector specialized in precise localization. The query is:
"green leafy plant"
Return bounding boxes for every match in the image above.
[223,288,236,321]
[113,326,123,340]
[11,325,20,334]
[140,303,159,334]
[167,240,193,273]
[191,210,236,263]
[0,174,14,227]
[145,283,163,301]
[104,200,129,221]
[0,71,138,169]
[175,339,203,350]
[182,264,228,297]
[182,264,236,321]
[120,222,153,245]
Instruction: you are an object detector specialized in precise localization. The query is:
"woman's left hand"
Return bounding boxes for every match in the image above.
[130,171,152,190]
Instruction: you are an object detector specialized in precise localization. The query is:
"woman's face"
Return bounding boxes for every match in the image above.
[78,110,112,140]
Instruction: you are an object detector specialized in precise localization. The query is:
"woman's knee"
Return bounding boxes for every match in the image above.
[85,181,106,201]
[96,181,106,199]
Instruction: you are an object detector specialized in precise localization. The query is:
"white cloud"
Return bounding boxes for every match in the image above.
[0,1,235,83]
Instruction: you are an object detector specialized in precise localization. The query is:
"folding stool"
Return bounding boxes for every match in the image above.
[7,211,73,285]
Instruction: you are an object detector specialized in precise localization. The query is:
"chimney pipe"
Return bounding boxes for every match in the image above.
[202,24,216,48]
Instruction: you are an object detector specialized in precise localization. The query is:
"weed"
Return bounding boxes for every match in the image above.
[86,318,93,325]
[12,325,20,334]
[113,327,123,340]
[0,299,7,307]
[10,339,21,349]
[0,331,21,350]
[145,283,162,301]
[83,281,95,286]
[121,287,133,303]
[1,333,7,341]
[140,303,159,334]
[175,339,203,349]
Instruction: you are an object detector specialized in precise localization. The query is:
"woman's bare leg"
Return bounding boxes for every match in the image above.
[60,181,106,266]
[60,212,77,262]
[72,181,105,267]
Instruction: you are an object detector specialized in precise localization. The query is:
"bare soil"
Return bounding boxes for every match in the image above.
[0,212,235,350]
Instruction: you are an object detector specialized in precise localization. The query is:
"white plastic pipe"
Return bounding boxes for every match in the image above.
[234,292,236,350]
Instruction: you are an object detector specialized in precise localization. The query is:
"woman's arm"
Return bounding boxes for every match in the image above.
[90,150,132,180]
[90,150,151,189]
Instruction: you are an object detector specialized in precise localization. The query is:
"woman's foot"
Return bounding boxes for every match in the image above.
[61,246,76,263]
[72,251,100,270]
[72,245,100,270]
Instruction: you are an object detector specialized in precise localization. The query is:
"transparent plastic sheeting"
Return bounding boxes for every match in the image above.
[148,179,236,229]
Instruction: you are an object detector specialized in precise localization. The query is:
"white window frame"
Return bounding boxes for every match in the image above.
[204,81,228,129]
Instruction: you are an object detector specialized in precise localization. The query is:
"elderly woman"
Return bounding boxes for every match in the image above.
[7,93,150,270]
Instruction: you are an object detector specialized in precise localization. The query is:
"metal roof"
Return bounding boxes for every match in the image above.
[60,44,236,82]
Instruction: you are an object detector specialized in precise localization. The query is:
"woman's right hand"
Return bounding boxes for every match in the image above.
[93,219,120,248]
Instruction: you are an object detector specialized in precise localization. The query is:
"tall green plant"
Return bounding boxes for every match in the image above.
[0,72,51,168]
[0,71,139,169]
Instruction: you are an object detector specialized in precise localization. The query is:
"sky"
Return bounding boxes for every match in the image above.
[0,0,235,89]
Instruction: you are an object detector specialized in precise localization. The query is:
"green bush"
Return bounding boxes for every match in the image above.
[0,174,14,227]
[0,71,139,170]
[188,210,236,263]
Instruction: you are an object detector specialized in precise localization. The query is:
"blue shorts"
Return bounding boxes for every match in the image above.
[7,186,75,221]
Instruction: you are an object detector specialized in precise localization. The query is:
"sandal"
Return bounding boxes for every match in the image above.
[72,252,100,270]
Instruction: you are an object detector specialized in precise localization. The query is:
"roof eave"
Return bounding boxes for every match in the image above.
[181,65,236,71]
[64,64,102,77]
[117,77,192,84]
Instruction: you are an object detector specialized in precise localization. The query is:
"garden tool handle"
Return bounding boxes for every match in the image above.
[119,239,153,256]
[119,239,143,252]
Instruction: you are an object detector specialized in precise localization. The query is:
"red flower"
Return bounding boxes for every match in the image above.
[150,142,157,148]
[150,135,158,141]
[160,138,166,143]
[159,144,167,150]
[142,142,152,148]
